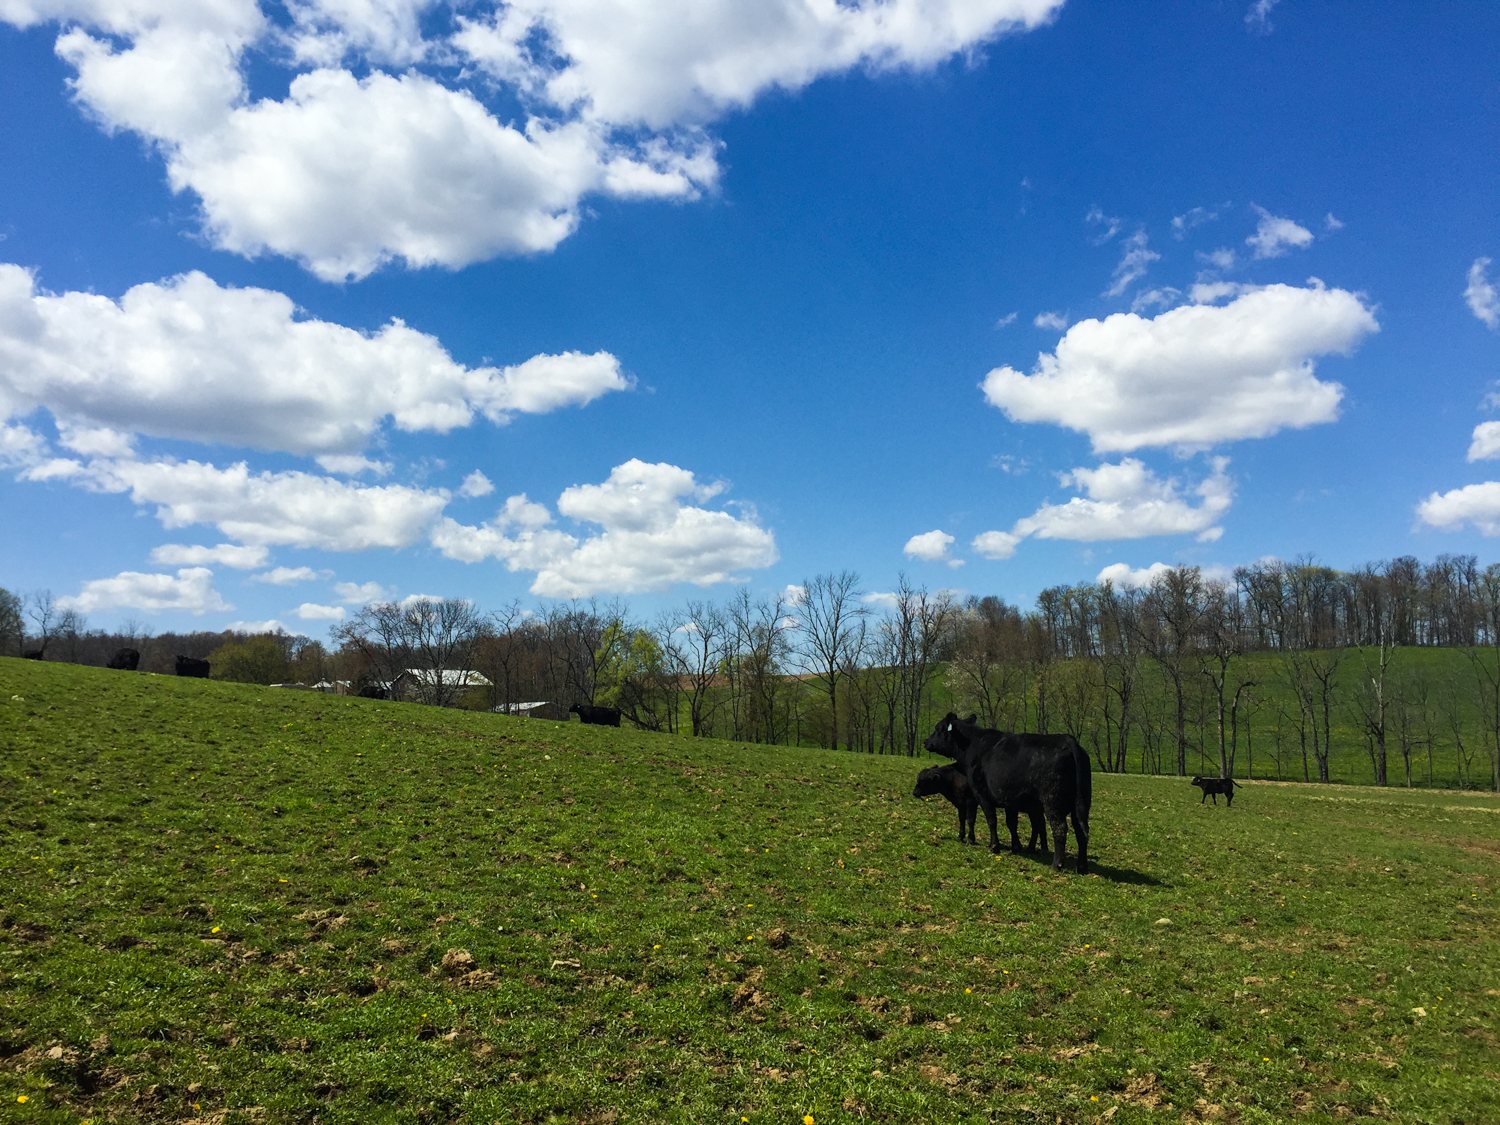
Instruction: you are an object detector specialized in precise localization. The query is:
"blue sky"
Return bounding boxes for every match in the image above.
[3,0,1500,634]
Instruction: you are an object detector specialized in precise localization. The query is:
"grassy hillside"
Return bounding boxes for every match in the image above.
[1,657,1497,1125]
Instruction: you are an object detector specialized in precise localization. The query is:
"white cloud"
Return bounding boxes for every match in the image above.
[1171,206,1219,239]
[1187,280,1257,304]
[981,282,1378,453]
[0,265,628,454]
[783,583,806,607]
[994,311,1017,328]
[316,454,391,476]
[1105,230,1159,297]
[59,566,231,615]
[459,470,495,498]
[0,421,47,469]
[1245,0,1280,33]
[1246,205,1313,259]
[72,455,451,550]
[226,619,287,633]
[1198,247,1236,270]
[334,580,390,604]
[149,542,269,569]
[1034,311,1068,330]
[1085,206,1122,244]
[972,459,1232,561]
[14,0,1063,277]
[1466,258,1500,330]
[251,566,327,585]
[1417,482,1500,537]
[295,602,346,621]
[903,529,955,562]
[1468,421,1500,462]
[1014,457,1232,543]
[431,457,777,596]
[1130,288,1180,314]
[971,529,1021,560]
[1324,213,1344,232]
[1096,561,1174,589]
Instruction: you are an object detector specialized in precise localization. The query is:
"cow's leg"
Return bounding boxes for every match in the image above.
[979,794,1002,853]
[1004,806,1023,854]
[1073,814,1089,875]
[964,803,978,846]
[1211,792,1218,805]
[1031,814,1048,854]
[1047,812,1068,872]
[956,808,967,843]
[1225,789,1233,807]
[1200,790,1207,804]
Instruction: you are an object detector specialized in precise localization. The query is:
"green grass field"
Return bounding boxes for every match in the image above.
[2,657,1498,1125]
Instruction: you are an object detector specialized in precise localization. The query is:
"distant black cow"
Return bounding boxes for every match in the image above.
[570,703,621,726]
[107,647,140,671]
[22,651,44,660]
[914,762,1046,851]
[175,655,211,678]
[1191,775,1241,806]
[924,713,1092,874]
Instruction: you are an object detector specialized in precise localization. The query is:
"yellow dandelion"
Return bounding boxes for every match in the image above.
[805,1116,815,1125]
[966,988,972,993]
[1090,1096,1098,1102]
[211,926,221,934]
[17,1095,28,1103]
[653,944,660,949]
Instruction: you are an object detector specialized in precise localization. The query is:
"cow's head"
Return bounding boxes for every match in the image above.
[923,713,970,760]
[912,765,949,799]
[1189,775,1205,786]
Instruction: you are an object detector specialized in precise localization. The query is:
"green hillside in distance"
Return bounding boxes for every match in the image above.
[1,657,1497,1124]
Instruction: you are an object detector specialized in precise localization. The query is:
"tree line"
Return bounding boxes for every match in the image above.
[5,552,1500,790]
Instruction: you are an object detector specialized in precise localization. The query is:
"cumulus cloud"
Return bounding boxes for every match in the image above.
[316,454,391,476]
[295,602,346,620]
[1130,288,1180,314]
[1417,482,1500,537]
[1096,560,1173,589]
[250,566,326,585]
[903,529,955,562]
[149,542,269,569]
[971,459,1232,560]
[1466,258,1500,330]
[459,470,495,498]
[59,566,231,615]
[981,282,1378,453]
[431,457,777,596]
[11,0,1063,277]
[0,265,628,454]
[1246,205,1313,259]
[1468,421,1500,462]
[48,454,452,550]
[1198,247,1236,271]
[1034,311,1068,330]
[1104,230,1159,297]
[226,619,287,633]
[334,580,390,604]
[971,529,1021,560]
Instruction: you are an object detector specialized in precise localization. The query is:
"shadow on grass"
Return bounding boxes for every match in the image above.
[989,844,1167,886]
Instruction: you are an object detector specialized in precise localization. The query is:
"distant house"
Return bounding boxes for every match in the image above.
[390,668,491,703]
[311,680,352,694]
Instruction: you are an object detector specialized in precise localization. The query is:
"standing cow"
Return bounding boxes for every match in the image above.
[913,762,1046,851]
[175,655,211,678]
[107,648,140,671]
[1190,776,1241,806]
[924,713,1092,874]
[570,703,621,726]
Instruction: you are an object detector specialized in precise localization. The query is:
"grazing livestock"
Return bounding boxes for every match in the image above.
[22,651,43,660]
[924,713,1091,874]
[570,703,622,726]
[106,647,140,671]
[1191,775,1241,806]
[914,763,1047,851]
[175,655,211,678]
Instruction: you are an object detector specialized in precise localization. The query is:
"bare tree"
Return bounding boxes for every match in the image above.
[0,587,24,656]
[666,600,729,737]
[335,597,485,706]
[1136,567,1207,775]
[794,571,867,751]
[1467,563,1500,792]
[1199,578,1257,779]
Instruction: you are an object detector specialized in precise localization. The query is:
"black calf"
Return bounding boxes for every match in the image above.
[175,655,211,678]
[1191,775,1241,806]
[913,763,1047,851]
[107,647,140,671]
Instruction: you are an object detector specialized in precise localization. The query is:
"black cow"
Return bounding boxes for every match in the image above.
[175,655,211,678]
[107,647,140,671]
[924,713,1091,874]
[914,762,1046,851]
[570,703,621,726]
[22,651,44,660]
[1191,775,1241,806]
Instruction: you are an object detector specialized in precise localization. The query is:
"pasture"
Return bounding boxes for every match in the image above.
[1,657,1497,1125]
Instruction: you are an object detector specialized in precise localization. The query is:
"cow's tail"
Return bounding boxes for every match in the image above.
[1073,740,1092,844]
